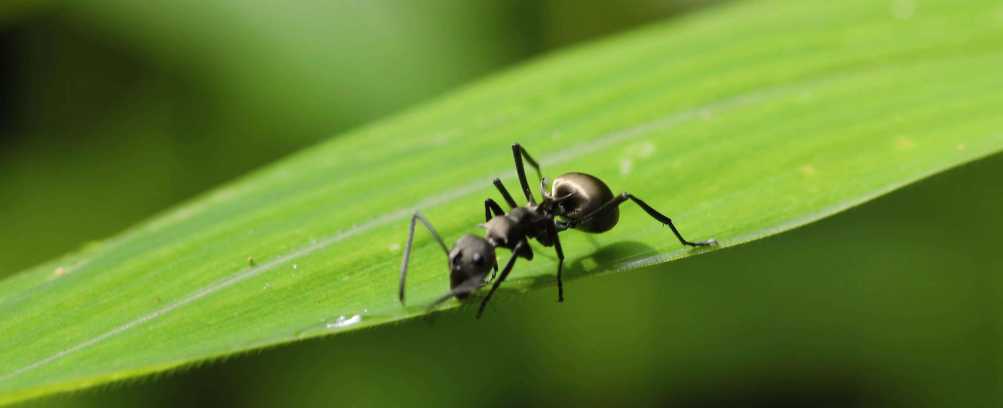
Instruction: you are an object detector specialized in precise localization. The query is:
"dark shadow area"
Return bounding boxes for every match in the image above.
[661,366,906,408]
[412,241,659,320]
[566,240,659,280]
[0,27,16,142]
[486,240,658,299]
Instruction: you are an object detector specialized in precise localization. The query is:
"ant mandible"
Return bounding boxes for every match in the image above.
[398,143,717,318]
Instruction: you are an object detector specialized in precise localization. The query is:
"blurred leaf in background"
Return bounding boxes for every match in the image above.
[0,0,719,277]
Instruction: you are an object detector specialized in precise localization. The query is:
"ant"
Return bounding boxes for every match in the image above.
[398,143,717,318]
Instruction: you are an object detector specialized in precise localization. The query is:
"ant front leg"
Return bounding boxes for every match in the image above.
[570,193,717,247]
[493,178,518,209]
[476,240,527,319]
[426,280,481,313]
[484,198,505,221]
[511,143,543,205]
[399,212,450,305]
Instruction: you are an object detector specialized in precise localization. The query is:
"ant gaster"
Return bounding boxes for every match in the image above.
[398,143,717,318]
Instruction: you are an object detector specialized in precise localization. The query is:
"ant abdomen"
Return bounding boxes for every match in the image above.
[552,172,618,233]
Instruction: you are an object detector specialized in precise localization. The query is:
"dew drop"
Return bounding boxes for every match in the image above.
[326,314,361,329]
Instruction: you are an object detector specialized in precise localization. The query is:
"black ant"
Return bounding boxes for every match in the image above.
[398,143,717,318]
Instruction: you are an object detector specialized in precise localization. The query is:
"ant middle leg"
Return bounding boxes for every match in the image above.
[548,223,565,302]
[568,193,717,247]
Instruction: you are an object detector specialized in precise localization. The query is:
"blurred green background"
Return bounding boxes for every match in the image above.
[0,0,718,278]
[3,0,1001,406]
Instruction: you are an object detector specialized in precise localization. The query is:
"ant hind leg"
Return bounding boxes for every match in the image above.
[511,143,543,205]
[625,194,717,247]
[567,193,717,247]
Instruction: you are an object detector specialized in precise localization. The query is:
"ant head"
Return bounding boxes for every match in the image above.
[448,235,497,291]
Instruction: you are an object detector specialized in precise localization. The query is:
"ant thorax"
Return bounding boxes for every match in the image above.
[482,205,550,259]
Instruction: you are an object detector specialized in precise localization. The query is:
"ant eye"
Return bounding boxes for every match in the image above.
[452,251,463,265]
[472,253,485,266]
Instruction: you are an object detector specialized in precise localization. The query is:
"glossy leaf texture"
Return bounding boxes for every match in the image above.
[2,0,1003,404]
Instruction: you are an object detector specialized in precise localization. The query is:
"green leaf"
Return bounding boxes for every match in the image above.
[2,0,1003,404]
